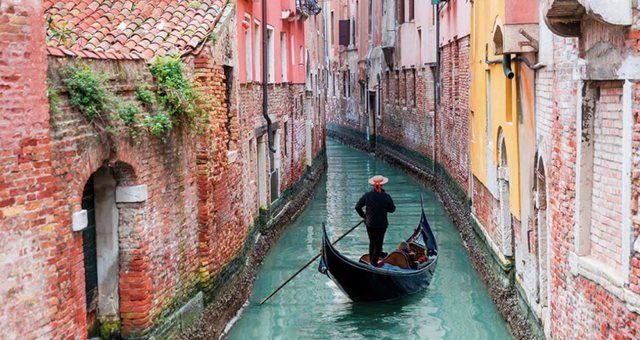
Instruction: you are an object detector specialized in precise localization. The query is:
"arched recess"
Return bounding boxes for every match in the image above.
[492,17,504,55]
[78,161,144,338]
[497,131,513,257]
[534,155,549,309]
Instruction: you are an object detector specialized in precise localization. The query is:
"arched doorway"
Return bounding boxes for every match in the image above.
[497,135,513,257]
[81,166,120,337]
[80,162,139,338]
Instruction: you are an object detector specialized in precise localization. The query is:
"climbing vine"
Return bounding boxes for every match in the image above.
[146,56,207,135]
[55,57,206,145]
[59,63,113,121]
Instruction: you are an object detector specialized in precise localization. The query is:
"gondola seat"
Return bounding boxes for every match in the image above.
[383,251,414,269]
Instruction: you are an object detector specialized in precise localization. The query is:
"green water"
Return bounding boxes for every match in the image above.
[228,139,511,340]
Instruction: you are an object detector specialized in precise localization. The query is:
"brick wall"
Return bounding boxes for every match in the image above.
[535,28,640,338]
[0,1,63,338]
[439,36,470,194]
[46,56,201,336]
[591,81,624,270]
[472,176,501,246]
[380,67,435,157]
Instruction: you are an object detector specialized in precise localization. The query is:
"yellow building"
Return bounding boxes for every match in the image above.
[469,0,538,260]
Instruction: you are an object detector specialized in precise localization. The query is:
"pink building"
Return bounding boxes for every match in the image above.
[236,0,308,85]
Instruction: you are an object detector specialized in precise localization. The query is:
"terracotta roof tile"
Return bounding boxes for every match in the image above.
[45,0,228,62]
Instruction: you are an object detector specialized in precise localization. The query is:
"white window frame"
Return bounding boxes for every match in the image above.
[245,22,252,82]
[267,26,275,84]
[254,21,261,82]
[280,32,287,83]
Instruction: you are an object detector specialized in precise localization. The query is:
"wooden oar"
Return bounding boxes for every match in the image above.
[259,220,365,305]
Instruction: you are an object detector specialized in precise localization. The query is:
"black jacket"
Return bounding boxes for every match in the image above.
[355,189,396,228]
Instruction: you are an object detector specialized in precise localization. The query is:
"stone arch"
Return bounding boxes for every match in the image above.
[76,160,146,338]
[497,131,513,257]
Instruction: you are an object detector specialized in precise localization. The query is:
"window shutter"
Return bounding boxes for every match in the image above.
[339,20,350,46]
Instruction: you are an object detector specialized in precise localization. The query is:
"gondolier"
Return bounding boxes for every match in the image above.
[355,175,396,267]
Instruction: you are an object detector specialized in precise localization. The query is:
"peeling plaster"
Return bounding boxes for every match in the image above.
[617,56,640,80]
[581,0,633,26]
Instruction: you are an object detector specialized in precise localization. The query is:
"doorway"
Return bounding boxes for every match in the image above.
[81,166,120,338]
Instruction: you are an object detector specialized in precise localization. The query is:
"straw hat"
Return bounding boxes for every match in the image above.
[368,175,389,185]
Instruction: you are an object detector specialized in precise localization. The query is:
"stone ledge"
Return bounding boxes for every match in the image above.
[569,252,640,315]
[470,213,514,272]
[72,210,88,232]
[115,185,148,203]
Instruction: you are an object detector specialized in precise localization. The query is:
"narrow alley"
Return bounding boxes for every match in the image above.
[1,0,640,339]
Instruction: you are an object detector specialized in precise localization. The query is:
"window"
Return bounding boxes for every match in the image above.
[385,71,390,102]
[245,25,252,82]
[254,22,261,82]
[486,70,492,139]
[351,18,356,46]
[330,11,334,50]
[395,70,400,104]
[291,34,295,66]
[409,0,415,21]
[299,46,303,64]
[412,68,417,107]
[280,32,287,82]
[267,27,275,83]
[398,0,405,24]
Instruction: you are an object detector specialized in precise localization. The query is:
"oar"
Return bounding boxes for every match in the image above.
[259,220,365,305]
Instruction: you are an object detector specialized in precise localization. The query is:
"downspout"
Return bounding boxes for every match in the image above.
[262,0,276,152]
[433,2,440,173]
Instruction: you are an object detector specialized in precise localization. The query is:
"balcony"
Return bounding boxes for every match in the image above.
[296,0,322,19]
[542,0,632,37]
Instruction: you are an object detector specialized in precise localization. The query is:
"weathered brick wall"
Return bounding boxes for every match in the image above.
[0,1,65,338]
[472,176,501,247]
[439,36,470,194]
[591,81,624,270]
[380,67,435,157]
[535,26,640,338]
[239,82,310,201]
[46,57,201,336]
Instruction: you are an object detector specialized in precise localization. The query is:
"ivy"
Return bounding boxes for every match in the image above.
[144,111,173,137]
[60,63,113,121]
[117,101,141,140]
[47,84,63,116]
[135,84,155,105]
[148,56,206,135]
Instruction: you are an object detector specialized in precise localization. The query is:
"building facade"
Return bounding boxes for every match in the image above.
[0,0,324,338]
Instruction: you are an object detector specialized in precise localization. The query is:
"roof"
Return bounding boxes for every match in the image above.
[44,0,228,61]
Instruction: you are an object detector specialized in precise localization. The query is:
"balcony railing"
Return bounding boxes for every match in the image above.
[296,0,322,17]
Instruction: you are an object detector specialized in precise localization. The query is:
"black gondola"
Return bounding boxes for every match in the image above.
[318,204,438,302]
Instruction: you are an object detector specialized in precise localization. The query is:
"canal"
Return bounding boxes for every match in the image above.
[228,139,511,339]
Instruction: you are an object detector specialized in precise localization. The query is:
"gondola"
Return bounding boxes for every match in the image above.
[318,204,438,302]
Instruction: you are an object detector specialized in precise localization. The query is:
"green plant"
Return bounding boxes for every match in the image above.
[60,63,112,121]
[47,84,63,116]
[117,102,141,140]
[149,56,205,128]
[144,111,173,137]
[47,17,75,47]
[135,84,154,105]
[208,31,218,43]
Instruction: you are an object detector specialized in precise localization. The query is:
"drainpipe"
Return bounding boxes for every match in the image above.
[433,2,441,173]
[262,0,276,152]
